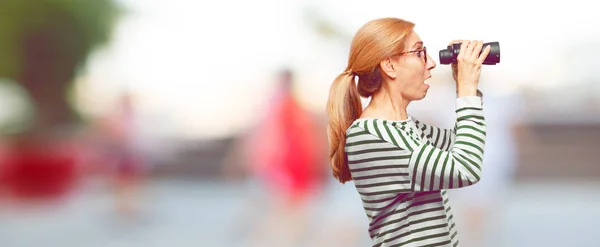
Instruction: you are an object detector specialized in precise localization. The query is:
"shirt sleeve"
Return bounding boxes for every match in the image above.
[409,96,486,191]
[357,96,486,192]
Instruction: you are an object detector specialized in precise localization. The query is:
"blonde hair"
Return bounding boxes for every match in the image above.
[326,18,415,183]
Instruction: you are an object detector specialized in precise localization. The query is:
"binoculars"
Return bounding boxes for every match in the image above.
[439,41,500,65]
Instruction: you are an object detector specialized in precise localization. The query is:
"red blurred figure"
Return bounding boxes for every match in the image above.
[223,69,327,246]
[253,75,321,198]
[246,69,325,204]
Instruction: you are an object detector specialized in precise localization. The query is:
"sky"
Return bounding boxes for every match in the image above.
[71,0,600,140]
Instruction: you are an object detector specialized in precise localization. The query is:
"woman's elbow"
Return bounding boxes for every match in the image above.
[468,172,482,185]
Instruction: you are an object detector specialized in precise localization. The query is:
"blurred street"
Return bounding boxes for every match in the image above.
[1,178,599,247]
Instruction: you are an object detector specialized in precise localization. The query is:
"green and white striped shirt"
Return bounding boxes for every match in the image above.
[345,96,486,247]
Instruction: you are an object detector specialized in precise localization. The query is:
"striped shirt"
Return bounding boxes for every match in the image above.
[345,96,486,247]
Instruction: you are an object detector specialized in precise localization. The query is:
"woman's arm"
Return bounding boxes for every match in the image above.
[348,96,486,194]
[409,96,486,191]
[414,90,483,152]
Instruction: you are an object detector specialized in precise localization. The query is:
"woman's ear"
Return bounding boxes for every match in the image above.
[380,58,396,79]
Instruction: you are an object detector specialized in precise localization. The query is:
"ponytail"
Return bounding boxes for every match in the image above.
[325,17,414,183]
[326,71,362,183]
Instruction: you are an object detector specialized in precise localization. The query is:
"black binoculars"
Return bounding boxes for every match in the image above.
[439,41,500,65]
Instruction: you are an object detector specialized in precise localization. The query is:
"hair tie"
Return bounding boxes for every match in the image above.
[343,70,355,77]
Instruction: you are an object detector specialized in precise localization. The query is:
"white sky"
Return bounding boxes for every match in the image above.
[73,0,600,139]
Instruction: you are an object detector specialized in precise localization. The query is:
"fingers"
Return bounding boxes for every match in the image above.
[477,45,492,64]
[465,40,480,59]
[449,39,466,46]
[465,40,475,58]
[452,39,487,86]
[457,40,469,61]
[473,40,484,58]
[462,40,485,63]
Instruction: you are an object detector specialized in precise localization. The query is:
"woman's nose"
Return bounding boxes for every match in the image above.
[427,54,436,69]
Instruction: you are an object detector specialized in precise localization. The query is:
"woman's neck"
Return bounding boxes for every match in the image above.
[364,87,411,121]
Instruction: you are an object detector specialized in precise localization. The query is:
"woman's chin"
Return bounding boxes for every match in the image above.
[421,85,430,99]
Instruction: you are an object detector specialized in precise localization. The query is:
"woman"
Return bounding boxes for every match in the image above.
[326,17,491,247]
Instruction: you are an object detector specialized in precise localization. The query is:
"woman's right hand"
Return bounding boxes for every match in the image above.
[455,40,491,97]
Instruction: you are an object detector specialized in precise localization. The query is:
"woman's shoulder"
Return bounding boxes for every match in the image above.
[345,117,420,151]
[350,117,401,127]
[354,116,413,125]
[346,117,414,136]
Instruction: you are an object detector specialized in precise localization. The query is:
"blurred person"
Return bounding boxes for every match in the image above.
[221,69,327,246]
[100,92,147,219]
[326,17,491,247]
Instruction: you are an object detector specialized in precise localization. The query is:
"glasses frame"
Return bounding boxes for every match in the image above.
[397,46,427,63]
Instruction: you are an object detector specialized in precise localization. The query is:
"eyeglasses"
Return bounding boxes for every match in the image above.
[397,46,427,63]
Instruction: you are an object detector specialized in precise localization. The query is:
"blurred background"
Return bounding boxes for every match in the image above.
[0,0,599,246]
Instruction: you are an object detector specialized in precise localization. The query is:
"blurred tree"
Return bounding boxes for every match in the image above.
[0,0,120,200]
[0,0,120,138]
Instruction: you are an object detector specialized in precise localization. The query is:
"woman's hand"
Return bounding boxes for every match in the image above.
[455,40,491,97]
